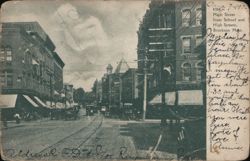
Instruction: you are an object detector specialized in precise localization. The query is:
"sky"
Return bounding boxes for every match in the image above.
[1,0,149,91]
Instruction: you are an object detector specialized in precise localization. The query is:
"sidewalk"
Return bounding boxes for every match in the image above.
[119,121,180,156]
[1,117,51,129]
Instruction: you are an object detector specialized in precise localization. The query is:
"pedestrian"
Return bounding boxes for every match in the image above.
[14,113,21,124]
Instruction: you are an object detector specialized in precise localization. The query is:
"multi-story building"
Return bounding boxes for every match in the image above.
[111,58,130,108]
[137,0,206,118]
[174,0,206,111]
[121,68,139,107]
[0,22,64,113]
[137,0,176,115]
[53,51,65,94]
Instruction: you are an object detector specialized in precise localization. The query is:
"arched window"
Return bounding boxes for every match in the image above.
[182,9,191,27]
[196,61,203,81]
[196,8,202,26]
[182,63,191,81]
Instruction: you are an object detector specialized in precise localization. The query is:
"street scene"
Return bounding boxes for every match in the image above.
[1,0,206,160]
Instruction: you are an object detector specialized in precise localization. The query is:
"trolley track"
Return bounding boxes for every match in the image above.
[27,115,103,160]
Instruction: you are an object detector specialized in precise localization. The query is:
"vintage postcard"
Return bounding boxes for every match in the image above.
[0,0,249,160]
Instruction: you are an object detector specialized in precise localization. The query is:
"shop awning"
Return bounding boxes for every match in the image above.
[178,90,203,105]
[34,96,47,107]
[149,92,176,105]
[0,94,17,108]
[23,95,39,107]
[55,102,65,109]
[54,90,60,95]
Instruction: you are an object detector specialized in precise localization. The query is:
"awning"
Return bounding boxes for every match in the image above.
[54,90,60,95]
[149,92,176,105]
[0,94,17,108]
[23,95,39,107]
[46,101,54,109]
[34,96,47,107]
[178,90,203,105]
[55,102,65,109]
[72,103,78,106]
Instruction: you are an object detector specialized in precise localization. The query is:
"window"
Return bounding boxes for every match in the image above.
[196,62,203,81]
[182,9,191,26]
[182,63,191,81]
[6,48,12,62]
[164,14,172,28]
[196,36,203,47]
[182,37,191,53]
[17,75,22,82]
[0,71,13,87]
[166,42,173,49]
[196,8,202,26]
[0,48,5,62]
[0,74,5,86]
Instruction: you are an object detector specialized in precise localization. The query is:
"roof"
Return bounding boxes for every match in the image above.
[115,58,130,74]
[2,22,47,41]
[121,68,137,78]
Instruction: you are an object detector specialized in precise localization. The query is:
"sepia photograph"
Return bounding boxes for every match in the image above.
[0,0,208,160]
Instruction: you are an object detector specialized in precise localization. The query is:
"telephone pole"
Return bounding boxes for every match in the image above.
[142,60,148,121]
[137,47,154,121]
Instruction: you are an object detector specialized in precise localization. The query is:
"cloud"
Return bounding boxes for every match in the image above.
[1,1,149,91]
[53,3,109,52]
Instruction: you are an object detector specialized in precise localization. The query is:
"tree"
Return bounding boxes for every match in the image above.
[92,79,98,93]
[73,88,85,105]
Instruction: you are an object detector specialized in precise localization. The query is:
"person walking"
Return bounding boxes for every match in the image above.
[14,113,21,124]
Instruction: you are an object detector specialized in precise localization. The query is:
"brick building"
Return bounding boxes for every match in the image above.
[137,0,206,118]
[121,68,139,106]
[0,22,64,116]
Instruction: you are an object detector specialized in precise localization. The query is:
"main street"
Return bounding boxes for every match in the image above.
[1,112,178,160]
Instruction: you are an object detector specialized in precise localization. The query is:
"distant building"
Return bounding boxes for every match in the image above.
[121,68,139,106]
[95,80,103,104]
[0,22,64,113]
[111,58,130,108]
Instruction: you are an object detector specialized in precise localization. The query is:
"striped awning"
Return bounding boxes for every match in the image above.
[34,96,47,107]
[0,94,17,108]
[149,92,176,105]
[23,95,39,107]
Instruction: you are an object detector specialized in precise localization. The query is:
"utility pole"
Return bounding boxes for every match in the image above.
[160,52,166,126]
[137,48,154,121]
[141,48,153,121]
[142,63,148,121]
